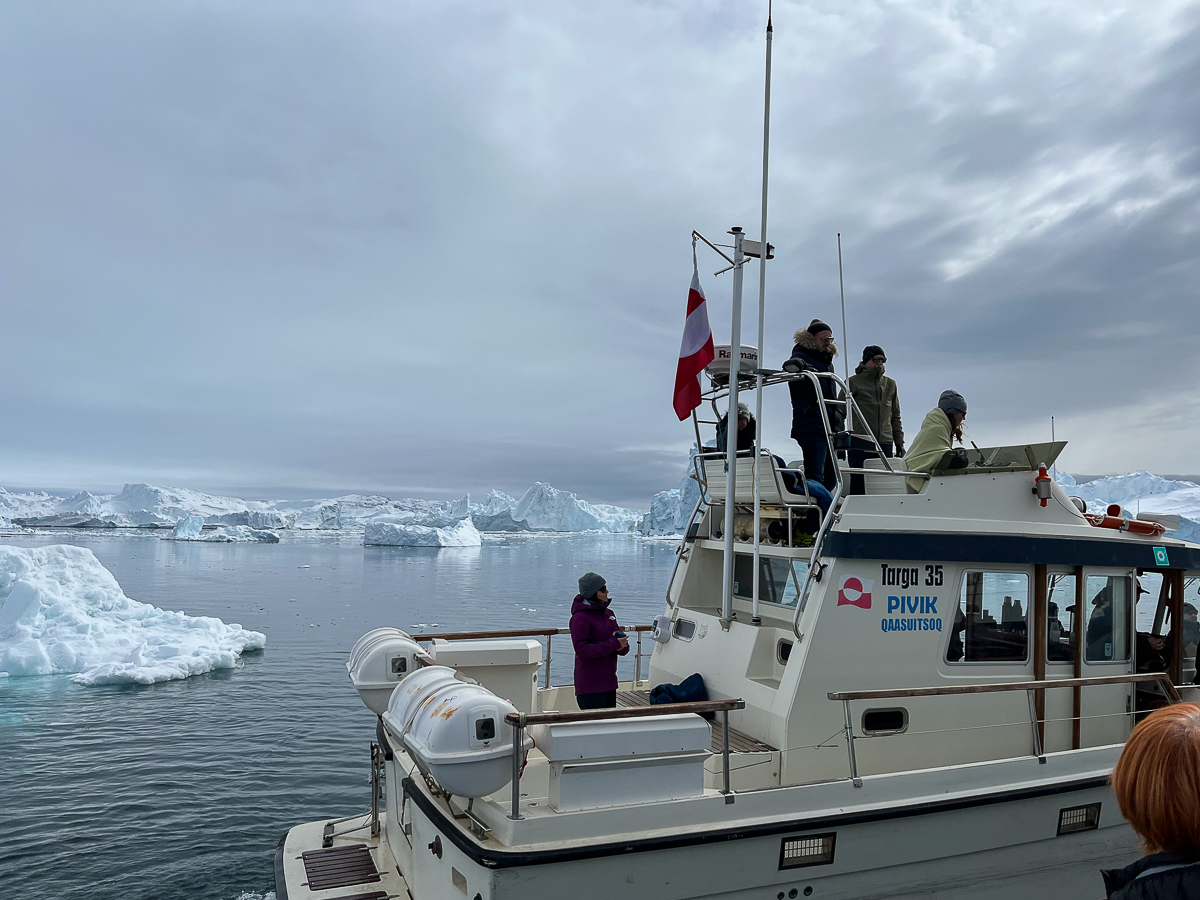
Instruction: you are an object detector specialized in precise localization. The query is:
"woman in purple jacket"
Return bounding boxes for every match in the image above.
[570,572,630,709]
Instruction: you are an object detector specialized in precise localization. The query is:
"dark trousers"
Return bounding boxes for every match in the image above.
[576,690,617,710]
[848,440,893,495]
[794,432,833,490]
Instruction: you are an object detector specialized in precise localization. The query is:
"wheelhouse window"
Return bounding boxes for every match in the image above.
[733,553,803,606]
[1185,578,1199,684]
[947,572,1029,663]
[1047,573,1077,663]
[1084,575,1131,663]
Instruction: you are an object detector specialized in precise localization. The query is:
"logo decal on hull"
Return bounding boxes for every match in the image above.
[837,575,873,609]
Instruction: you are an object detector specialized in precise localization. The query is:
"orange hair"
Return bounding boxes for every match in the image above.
[1111,703,1200,853]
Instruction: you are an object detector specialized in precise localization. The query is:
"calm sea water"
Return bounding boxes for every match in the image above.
[0,531,678,900]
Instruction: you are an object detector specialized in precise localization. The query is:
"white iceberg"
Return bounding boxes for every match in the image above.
[364,519,483,547]
[511,482,640,532]
[640,450,704,536]
[170,517,280,543]
[469,490,526,531]
[0,544,266,685]
[1065,471,1198,514]
[0,480,646,535]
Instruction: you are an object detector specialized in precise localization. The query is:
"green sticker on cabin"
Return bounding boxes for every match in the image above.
[1153,546,1170,566]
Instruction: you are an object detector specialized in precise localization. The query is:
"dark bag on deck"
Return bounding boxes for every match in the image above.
[650,673,708,705]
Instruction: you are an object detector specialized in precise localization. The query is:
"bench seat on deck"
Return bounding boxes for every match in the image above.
[701,453,820,509]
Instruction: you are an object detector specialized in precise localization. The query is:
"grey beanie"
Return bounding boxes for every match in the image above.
[938,390,967,416]
[578,572,606,601]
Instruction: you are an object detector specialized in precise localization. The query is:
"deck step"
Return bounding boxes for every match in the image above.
[300,844,382,892]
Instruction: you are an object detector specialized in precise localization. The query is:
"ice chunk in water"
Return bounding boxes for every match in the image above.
[0,544,266,685]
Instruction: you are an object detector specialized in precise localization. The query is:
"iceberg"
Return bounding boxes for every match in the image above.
[1065,471,1198,514]
[0,480,646,535]
[0,544,266,685]
[170,517,280,543]
[511,482,640,532]
[640,450,704,536]
[469,490,526,532]
[364,519,483,547]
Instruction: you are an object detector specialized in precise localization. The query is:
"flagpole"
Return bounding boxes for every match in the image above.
[751,6,773,627]
[838,233,848,380]
[721,227,746,628]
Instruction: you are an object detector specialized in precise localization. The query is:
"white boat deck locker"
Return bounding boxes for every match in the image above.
[278,352,1200,900]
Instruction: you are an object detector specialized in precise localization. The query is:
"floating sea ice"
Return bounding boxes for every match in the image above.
[0,544,266,685]
[169,517,280,543]
[364,519,482,547]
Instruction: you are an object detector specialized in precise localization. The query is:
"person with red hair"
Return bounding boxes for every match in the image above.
[1103,702,1200,898]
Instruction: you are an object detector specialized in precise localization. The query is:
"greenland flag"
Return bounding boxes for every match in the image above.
[837,575,873,610]
[672,261,716,420]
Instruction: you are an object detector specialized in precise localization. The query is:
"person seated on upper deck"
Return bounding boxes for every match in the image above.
[784,319,841,491]
[715,402,756,454]
[847,344,905,495]
[570,572,629,710]
[904,390,969,492]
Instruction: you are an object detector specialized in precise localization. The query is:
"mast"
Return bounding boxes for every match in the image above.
[751,7,773,626]
[720,227,746,627]
[838,232,848,380]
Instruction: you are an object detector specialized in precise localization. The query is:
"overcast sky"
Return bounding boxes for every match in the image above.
[2,1,1199,508]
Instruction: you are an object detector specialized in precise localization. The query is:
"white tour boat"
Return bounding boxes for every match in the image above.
[275,350,1200,900]
[275,15,1199,900]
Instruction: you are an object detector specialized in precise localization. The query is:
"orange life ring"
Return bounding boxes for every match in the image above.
[1084,513,1166,537]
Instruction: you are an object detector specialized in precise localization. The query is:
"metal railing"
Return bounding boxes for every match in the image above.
[412,624,654,688]
[503,698,746,819]
[827,672,1180,787]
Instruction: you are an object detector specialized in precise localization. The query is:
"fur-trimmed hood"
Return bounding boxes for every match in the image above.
[792,328,838,363]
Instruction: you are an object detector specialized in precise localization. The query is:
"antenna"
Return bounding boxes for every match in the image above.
[837,233,848,379]
[750,0,773,627]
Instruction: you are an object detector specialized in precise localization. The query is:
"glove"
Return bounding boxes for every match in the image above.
[948,448,969,469]
[782,357,811,374]
[895,446,905,458]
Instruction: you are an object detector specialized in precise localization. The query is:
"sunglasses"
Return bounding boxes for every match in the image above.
[871,356,886,363]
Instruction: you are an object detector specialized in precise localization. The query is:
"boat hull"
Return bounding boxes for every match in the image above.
[278,773,1137,900]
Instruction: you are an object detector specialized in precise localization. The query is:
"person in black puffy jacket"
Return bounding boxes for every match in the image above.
[1102,702,1200,899]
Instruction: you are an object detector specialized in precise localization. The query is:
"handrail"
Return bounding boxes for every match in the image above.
[828,672,1180,786]
[828,672,1180,702]
[411,624,653,642]
[411,624,654,689]
[504,697,743,726]
[412,627,566,641]
[505,698,746,819]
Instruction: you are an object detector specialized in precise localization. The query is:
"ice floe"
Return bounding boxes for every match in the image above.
[0,544,266,684]
[169,516,280,543]
[364,519,482,547]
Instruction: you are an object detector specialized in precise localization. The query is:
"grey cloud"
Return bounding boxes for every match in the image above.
[2,1,1200,505]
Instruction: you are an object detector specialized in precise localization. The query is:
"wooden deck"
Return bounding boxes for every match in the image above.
[616,690,775,753]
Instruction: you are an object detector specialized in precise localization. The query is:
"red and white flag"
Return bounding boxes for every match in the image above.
[672,257,716,421]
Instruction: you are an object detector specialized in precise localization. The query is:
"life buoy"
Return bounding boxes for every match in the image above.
[1084,512,1166,537]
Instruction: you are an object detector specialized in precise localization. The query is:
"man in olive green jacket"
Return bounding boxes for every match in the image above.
[847,345,904,493]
